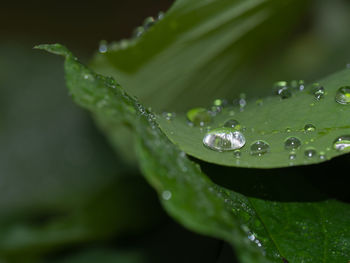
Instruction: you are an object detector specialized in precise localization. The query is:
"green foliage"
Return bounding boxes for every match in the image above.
[14,0,350,262]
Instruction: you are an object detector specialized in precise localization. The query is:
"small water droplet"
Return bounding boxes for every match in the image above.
[248,233,256,241]
[224,119,240,129]
[133,26,145,38]
[157,11,165,20]
[291,80,305,91]
[203,128,246,152]
[162,112,175,121]
[304,148,317,158]
[289,153,296,160]
[274,81,291,99]
[233,150,241,158]
[304,124,316,133]
[319,152,326,160]
[162,190,172,200]
[143,16,156,30]
[285,128,292,133]
[250,141,270,156]
[311,83,325,100]
[335,86,350,105]
[333,135,350,151]
[98,40,108,53]
[284,137,301,151]
[186,108,211,126]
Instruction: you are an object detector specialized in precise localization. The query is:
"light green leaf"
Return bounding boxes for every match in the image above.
[157,69,350,168]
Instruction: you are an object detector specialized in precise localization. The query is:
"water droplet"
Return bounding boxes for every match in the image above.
[256,99,263,106]
[224,119,240,130]
[285,128,292,133]
[143,16,156,30]
[311,83,325,100]
[304,124,316,133]
[248,233,256,241]
[250,141,270,156]
[291,80,305,91]
[335,86,350,105]
[162,112,175,121]
[157,11,165,20]
[304,148,317,158]
[233,150,241,158]
[162,190,172,200]
[203,128,246,152]
[186,108,211,126]
[98,40,108,53]
[284,137,301,151]
[289,153,296,160]
[319,152,326,160]
[274,81,291,99]
[133,26,145,38]
[333,135,350,151]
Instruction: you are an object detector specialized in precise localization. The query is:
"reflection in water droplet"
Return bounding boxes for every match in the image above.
[99,40,108,53]
[284,137,301,151]
[186,108,211,126]
[274,81,291,99]
[289,153,296,160]
[203,128,246,152]
[304,124,316,133]
[304,148,317,158]
[335,86,350,105]
[224,119,240,129]
[162,190,172,200]
[250,141,270,156]
[319,152,326,160]
[311,83,325,100]
[333,135,350,151]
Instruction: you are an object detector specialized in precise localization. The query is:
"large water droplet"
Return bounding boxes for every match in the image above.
[203,128,246,152]
[333,135,350,151]
[304,124,316,133]
[224,119,240,129]
[311,83,325,100]
[304,148,317,158]
[284,137,301,151]
[187,108,211,126]
[274,81,291,99]
[335,86,350,105]
[250,141,270,156]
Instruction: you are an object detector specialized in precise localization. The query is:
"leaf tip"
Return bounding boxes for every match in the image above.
[34,43,73,58]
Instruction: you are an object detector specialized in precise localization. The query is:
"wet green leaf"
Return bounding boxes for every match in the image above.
[158,69,350,168]
[37,44,350,263]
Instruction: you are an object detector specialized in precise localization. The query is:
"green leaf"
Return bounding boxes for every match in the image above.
[157,69,350,168]
[37,44,350,263]
[90,0,310,112]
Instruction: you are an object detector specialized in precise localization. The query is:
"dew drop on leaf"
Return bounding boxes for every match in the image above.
[304,124,316,133]
[143,16,156,30]
[186,107,212,126]
[311,83,325,100]
[289,153,296,160]
[335,86,350,105]
[224,119,240,129]
[304,148,317,158]
[162,112,175,121]
[203,128,246,152]
[250,140,270,156]
[233,150,241,158]
[98,40,108,53]
[333,135,350,151]
[284,137,301,151]
[162,190,172,201]
[290,80,305,91]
